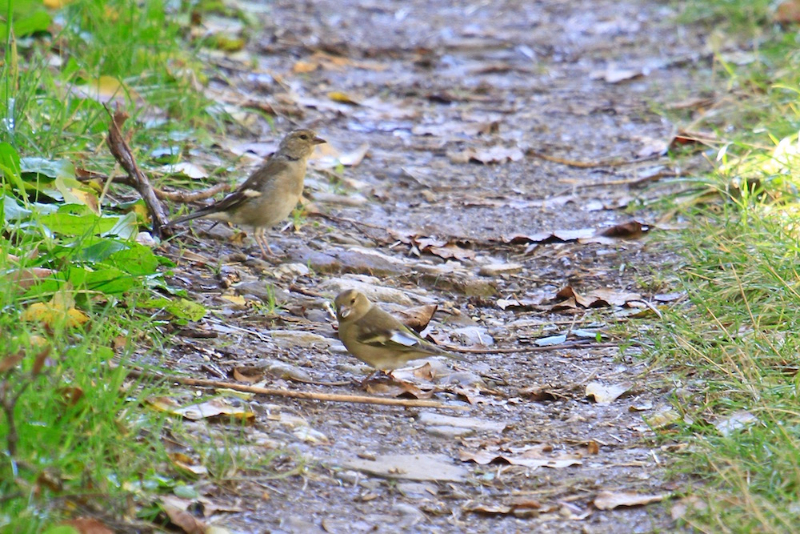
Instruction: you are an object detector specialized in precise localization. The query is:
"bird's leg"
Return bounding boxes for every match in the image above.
[254,228,273,259]
[357,369,391,388]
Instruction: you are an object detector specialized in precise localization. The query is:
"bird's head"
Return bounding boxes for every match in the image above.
[280,128,326,159]
[334,289,371,322]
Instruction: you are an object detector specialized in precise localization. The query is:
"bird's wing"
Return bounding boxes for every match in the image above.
[170,157,293,223]
[356,323,434,352]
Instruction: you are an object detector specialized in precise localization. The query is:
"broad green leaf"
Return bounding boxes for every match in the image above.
[143,297,206,321]
[20,157,75,179]
[0,142,27,200]
[2,194,31,221]
[105,244,160,275]
[77,240,129,262]
[101,211,138,239]
[38,211,119,235]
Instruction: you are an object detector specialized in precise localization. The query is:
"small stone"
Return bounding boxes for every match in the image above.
[424,425,475,438]
[268,330,335,348]
[396,482,437,499]
[274,263,310,278]
[335,470,361,484]
[479,262,524,276]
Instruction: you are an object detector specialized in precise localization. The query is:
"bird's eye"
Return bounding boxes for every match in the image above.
[299,134,308,140]
[350,298,356,304]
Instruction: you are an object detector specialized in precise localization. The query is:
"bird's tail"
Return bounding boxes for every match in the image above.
[167,206,216,227]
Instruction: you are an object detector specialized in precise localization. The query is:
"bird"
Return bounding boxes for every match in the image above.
[334,289,466,373]
[168,129,325,258]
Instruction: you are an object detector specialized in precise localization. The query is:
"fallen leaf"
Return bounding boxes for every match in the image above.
[396,304,438,332]
[169,453,209,477]
[714,410,758,437]
[594,490,669,510]
[411,121,499,137]
[590,67,643,84]
[342,453,468,482]
[310,142,370,169]
[643,408,682,429]
[162,502,206,534]
[61,518,114,534]
[585,381,631,404]
[460,448,582,469]
[70,75,137,103]
[0,352,24,373]
[463,503,513,515]
[292,51,386,73]
[327,91,361,105]
[155,162,208,179]
[21,290,89,328]
[670,495,708,520]
[776,0,800,23]
[553,286,642,309]
[417,412,506,432]
[447,145,524,164]
[232,366,265,383]
[149,397,254,422]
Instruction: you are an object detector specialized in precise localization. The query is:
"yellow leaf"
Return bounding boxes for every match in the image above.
[327,91,361,105]
[43,0,72,7]
[21,291,89,328]
[72,75,137,103]
[221,294,247,306]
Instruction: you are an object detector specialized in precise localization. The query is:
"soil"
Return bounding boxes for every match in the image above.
[155,0,708,532]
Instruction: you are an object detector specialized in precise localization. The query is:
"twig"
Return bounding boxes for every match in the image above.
[445,341,624,354]
[527,150,659,168]
[125,367,468,410]
[103,106,172,237]
[77,173,237,203]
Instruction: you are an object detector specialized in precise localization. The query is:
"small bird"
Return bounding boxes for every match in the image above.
[168,129,325,258]
[334,289,466,372]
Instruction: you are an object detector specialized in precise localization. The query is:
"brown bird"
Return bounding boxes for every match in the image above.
[334,289,467,372]
[168,129,325,257]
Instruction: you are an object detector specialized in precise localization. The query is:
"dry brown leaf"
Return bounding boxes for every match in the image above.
[594,490,669,510]
[292,51,386,73]
[5,267,55,291]
[459,448,582,469]
[232,366,265,383]
[776,0,800,23]
[553,286,642,309]
[365,380,432,399]
[61,518,114,534]
[162,503,206,534]
[397,304,438,332]
[463,502,513,515]
[169,452,209,477]
[0,352,24,373]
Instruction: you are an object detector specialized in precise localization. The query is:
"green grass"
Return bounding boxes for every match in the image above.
[0,0,272,530]
[651,1,800,530]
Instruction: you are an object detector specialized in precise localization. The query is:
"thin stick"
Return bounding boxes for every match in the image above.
[445,341,626,354]
[77,171,236,202]
[528,150,659,168]
[125,368,468,410]
[104,106,172,237]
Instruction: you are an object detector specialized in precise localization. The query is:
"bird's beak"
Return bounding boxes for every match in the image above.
[313,136,326,145]
[338,305,351,318]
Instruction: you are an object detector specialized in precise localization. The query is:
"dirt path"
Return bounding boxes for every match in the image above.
[161,1,704,531]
